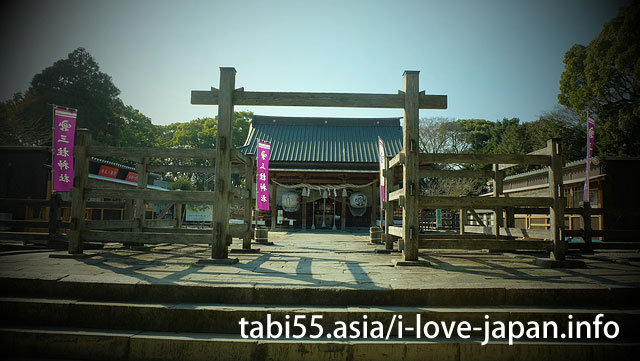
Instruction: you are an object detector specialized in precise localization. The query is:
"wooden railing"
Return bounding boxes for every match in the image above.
[384,139,567,261]
[66,129,255,256]
[0,194,68,244]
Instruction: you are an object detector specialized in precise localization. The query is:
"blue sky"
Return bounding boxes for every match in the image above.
[0,0,629,126]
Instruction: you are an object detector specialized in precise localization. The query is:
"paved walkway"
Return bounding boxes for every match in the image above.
[1,230,639,291]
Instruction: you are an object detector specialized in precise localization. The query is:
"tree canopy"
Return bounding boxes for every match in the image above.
[558,1,640,156]
[21,48,125,145]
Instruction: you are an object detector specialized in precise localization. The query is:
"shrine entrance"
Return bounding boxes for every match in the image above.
[191,67,447,261]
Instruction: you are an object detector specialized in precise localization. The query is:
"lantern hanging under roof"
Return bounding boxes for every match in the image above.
[348,192,367,216]
[281,191,300,212]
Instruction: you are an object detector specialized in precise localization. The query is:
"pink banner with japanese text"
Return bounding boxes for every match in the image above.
[583,114,595,202]
[52,107,77,192]
[257,141,271,210]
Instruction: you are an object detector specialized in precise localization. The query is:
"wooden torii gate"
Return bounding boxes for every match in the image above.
[191,67,447,261]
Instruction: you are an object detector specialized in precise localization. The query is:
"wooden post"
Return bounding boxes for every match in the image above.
[459,208,466,235]
[302,195,308,230]
[340,195,347,230]
[48,193,61,244]
[384,157,394,250]
[242,160,253,249]
[402,71,420,262]
[548,138,566,260]
[135,157,148,233]
[68,129,90,254]
[505,207,515,228]
[493,164,504,239]
[174,203,182,228]
[580,201,592,249]
[212,67,236,259]
[270,181,278,231]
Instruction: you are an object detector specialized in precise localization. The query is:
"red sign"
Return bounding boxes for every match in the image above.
[98,165,118,178]
[125,172,138,183]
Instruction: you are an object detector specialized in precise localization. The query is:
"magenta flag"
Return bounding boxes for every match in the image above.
[52,107,77,192]
[583,114,595,202]
[378,137,386,202]
[257,141,271,211]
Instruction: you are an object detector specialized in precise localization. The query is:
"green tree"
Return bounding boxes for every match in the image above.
[157,111,252,149]
[19,47,125,145]
[154,111,253,190]
[458,118,494,153]
[558,2,640,156]
[527,106,585,162]
[118,105,157,147]
[170,174,195,191]
[0,92,50,146]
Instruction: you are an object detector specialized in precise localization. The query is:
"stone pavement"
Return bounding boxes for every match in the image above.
[1,230,639,293]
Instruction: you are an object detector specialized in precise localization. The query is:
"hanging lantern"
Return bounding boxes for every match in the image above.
[281,191,300,212]
[348,192,368,216]
[322,190,328,199]
[342,188,348,197]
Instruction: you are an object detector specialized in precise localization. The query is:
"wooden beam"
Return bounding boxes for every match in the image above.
[88,146,216,160]
[421,233,497,240]
[0,198,51,207]
[0,231,53,241]
[419,169,494,179]
[499,145,552,170]
[419,153,551,166]
[420,196,553,208]
[468,209,486,227]
[389,152,405,168]
[191,89,447,109]
[388,188,404,202]
[86,220,139,230]
[513,207,550,215]
[464,225,553,239]
[419,238,553,251]
[84,201,125,209]
[233,148,252,166]
[388,225,403,238]
[0,219,49,228]
[144,219,177,228]
[586,242,640,250]
[83,230,212,244]
[84,188,247,203]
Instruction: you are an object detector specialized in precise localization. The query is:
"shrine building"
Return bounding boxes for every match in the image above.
[239,115,403,230]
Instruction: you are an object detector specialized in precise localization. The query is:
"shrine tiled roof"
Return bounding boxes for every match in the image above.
[238,115,403,163]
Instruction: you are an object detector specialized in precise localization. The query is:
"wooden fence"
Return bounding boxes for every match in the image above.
[493,201,640,251]
[384,139,567,261]
[0,194,68,244]
[66,129,255,257]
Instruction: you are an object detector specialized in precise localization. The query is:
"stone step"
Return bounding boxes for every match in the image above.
[2,326,638,361]
[2,297,638,337]
[2,277,638,307]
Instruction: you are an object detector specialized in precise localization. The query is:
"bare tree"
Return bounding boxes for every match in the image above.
[418,117,483,197]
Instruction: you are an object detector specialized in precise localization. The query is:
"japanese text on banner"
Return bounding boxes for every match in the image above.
[52,107,77,192]
[257,142,271,210]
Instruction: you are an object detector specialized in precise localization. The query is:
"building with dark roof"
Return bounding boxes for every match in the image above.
[239,115,403,230]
